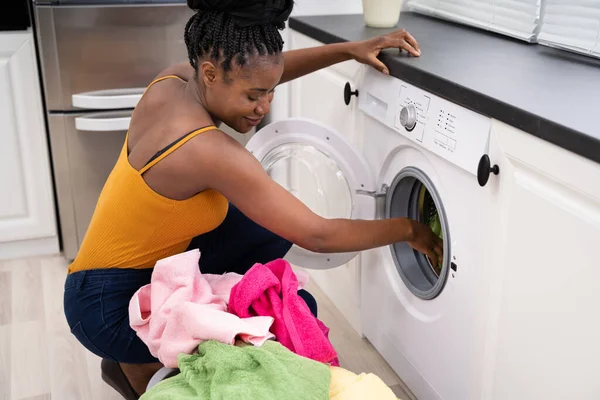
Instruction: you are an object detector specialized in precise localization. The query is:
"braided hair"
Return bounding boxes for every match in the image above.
[184,0,293,73]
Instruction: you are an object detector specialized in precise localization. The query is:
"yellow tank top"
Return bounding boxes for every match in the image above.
[68,76,229,273]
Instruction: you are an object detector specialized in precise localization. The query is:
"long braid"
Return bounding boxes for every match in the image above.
[251,26,263,56]
[183,14,198,69]
[225,20,236,70]
[184,10,285,72]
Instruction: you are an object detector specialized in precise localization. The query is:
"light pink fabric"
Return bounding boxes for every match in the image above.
[129,249,276,368]
[229,259,339,366]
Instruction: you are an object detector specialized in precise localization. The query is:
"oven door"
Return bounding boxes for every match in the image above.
[47,111,130,259]
[33,2,193,111]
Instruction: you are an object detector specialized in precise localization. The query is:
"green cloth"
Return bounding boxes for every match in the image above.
[141,340,331,400]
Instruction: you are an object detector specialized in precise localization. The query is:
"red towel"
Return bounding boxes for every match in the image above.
[229,259,339,366]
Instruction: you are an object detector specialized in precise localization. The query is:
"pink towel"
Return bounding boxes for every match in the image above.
[228,259,339,366]
[129,249,276,368]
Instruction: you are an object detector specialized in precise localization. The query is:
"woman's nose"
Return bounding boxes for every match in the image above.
[255,97,271,116]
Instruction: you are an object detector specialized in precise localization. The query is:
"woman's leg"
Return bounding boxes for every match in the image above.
[118,362,163,396]
[64,269,163,397]
[187,204,292,275]
[187,204,319,317]
[297,290,318,318]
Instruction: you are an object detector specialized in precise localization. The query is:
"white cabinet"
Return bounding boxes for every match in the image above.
[0,31,58,260]
[287,30,365,335]
[482,120,600,399]
[270,1,364,122]
[289,32,364,146]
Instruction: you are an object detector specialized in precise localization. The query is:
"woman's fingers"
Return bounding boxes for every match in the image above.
[426,248,439,268]
[361,28,420,75]
[383,30,420,56]
[402,31,420,54]
[368,54,390,75]
[434,244,444,263]
[383,37,420,57]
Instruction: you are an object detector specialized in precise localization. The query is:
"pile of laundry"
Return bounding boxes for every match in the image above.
[128,249,399,399]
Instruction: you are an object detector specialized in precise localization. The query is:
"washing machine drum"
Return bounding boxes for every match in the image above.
[386,167,450,300]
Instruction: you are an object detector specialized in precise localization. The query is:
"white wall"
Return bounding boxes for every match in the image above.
[291,0,363,16]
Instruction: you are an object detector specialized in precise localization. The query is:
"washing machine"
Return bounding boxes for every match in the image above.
[242,67,502,399]
[356,67,503,400]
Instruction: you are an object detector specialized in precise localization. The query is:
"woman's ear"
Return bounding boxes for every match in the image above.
[199,61,218,87]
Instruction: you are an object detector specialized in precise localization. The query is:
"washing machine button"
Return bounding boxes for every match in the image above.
[399,104,417,131]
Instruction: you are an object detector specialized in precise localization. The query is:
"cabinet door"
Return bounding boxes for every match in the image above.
[486,121,600,399]
[290,67,362,144]
[289,32,363,145]
[0,33,57,245]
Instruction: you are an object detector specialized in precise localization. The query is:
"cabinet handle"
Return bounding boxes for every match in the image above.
[344,82,359,106]
[477,154,500,187]
[75,115,131,132]
[72,88,145,109]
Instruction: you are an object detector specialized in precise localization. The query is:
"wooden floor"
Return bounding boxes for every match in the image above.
[0,255,415,400]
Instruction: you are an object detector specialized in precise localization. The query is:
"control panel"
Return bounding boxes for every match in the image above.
[394,83,431,142]
[358,68,492,176]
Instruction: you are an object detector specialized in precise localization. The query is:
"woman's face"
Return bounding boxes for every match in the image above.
[199,53,284,133]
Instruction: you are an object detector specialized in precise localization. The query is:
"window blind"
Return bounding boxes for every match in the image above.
[407,0,542,42]
[538,0,600,58]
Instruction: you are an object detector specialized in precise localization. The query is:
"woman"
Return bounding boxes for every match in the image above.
[64,0,441,397]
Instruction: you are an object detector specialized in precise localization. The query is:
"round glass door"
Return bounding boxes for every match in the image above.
[262,143,353,220]
[386,167,451,300]
[246,118,376,270]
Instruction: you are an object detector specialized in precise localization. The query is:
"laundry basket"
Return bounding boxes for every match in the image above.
[147,367,180,391]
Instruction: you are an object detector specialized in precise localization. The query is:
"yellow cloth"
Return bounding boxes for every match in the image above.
[69,76,228,273]
[329,367,399,400]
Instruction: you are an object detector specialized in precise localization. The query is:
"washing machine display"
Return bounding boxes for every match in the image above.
[386,167,450,300]
[360,67,491,177]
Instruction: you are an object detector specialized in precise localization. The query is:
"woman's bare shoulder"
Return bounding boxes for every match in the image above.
[154,63,195,82]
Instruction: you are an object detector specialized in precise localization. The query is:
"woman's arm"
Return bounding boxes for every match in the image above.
[154,29,419,84]
[280,29,420,84]
[279,42,354,84]
[193,130,443,265]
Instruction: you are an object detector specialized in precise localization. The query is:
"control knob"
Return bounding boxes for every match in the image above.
[399,104,417,131]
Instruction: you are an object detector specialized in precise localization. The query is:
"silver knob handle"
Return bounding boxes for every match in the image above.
[399,104,417,131]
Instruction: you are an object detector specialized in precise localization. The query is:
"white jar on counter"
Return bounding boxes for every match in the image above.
[362,0,403,28]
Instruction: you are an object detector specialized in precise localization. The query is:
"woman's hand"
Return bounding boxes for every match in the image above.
[406,220,444,267]
[348,30,421,75]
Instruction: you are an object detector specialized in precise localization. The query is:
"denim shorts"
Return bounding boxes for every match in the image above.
[64,204,317,364]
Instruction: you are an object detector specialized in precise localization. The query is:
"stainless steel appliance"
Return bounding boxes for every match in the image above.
[33,0,194,260]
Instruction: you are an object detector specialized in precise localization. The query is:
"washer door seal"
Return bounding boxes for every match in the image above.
[386,167,451,300]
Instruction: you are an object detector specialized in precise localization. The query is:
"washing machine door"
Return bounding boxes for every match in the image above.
[246,118,376,270]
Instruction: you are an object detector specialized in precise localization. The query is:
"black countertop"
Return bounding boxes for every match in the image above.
[289,13,600,164]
